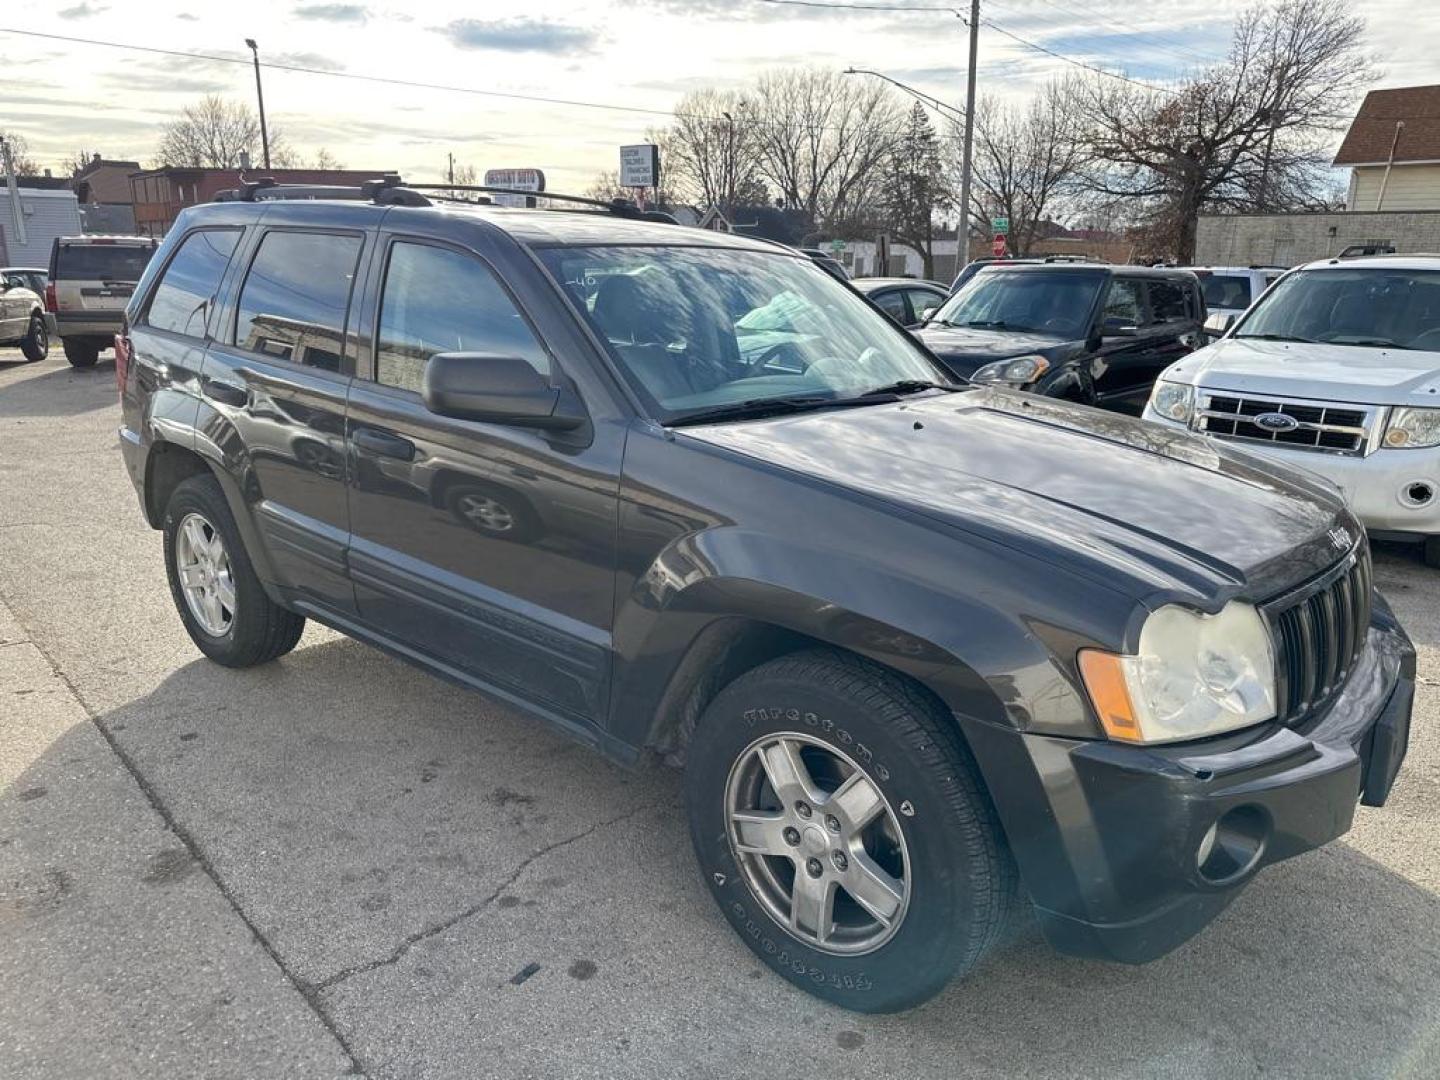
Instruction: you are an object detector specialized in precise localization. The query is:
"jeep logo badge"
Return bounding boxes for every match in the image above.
[1254,411,1299,433]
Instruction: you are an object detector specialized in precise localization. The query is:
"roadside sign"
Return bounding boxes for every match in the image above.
[619,144,660,189]
[483,168,545,208]
[992,233,1007,257]
[830,239,844,255]
[991,216,1009,234]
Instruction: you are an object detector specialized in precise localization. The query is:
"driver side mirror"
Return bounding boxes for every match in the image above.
[919,306,938,323]
[422,353,586,431]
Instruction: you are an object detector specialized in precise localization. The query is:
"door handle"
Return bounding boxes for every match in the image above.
[352,427,416,462]
[202,378,248,408]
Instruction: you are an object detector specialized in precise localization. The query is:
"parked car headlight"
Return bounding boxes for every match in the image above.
[1382,407,1440,449]
[1078,602,1276,744]
[970,355,1049,387]
[1148,380,1195,423]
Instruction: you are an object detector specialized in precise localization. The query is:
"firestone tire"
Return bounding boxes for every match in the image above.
[62,337,100,368]
[162,473,306,668]
[685,649,1016,1013]
[20,314,48,362]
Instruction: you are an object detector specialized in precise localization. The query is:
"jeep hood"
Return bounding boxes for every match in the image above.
[912,326,1075,378]
[680,389,1357,604]
[1167,337,1440,405]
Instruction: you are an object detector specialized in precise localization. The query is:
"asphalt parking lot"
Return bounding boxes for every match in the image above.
[2,347,1438,1080]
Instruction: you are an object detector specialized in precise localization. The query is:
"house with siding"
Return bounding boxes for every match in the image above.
[1336,85,1440,211]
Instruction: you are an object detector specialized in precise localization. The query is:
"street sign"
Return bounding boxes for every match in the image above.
[483,168,545,208]
[991,216,1009,234]
[992,233,1007,257]
[830,239,844,255]
[619,144,660,189]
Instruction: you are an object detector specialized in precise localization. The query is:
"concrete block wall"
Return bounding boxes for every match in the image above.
[1196,210,1440,267]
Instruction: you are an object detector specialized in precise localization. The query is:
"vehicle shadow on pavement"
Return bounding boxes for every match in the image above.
[11,631,1432,1079]
[0,360,116,420]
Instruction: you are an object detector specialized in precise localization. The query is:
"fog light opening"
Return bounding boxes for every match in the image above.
[1400,481,1434,509]
[1196,805,1269,885]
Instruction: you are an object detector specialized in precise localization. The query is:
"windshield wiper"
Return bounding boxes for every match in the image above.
[1235,332,1317,344]
[855,379,959,397]
[667,394,880,427]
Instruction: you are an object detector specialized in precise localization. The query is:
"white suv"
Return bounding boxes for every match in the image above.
[1190,266,1287,337]
[1143,254,1440,566]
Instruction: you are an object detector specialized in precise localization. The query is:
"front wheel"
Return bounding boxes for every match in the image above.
[685,650,1016,1013]
[20,314,48,362]
[162,474,306,667]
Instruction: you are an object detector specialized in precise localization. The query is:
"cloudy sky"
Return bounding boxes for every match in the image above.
[1,0,1431,192]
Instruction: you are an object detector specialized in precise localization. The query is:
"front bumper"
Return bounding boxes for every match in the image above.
[1142,405,1440,538]
[959,597,1415,963]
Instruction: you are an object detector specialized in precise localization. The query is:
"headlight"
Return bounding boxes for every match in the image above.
[1148,380,1195,424]
[970,355,1049,386]
[1078,602,1276,744]
[1382,407,1440,449]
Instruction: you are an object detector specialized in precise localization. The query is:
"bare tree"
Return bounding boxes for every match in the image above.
[661,89,766,214]
[1075,0,1374,261]
[751,68,903,228]
[0,131,40,176]
[155,96,290,169]
[68,149,104,177]
[959,77,1089,257]
[313,147,343,170]
[585,171,630,202]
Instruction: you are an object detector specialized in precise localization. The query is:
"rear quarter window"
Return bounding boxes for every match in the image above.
[55,244,155,282]
[143,229,241,339]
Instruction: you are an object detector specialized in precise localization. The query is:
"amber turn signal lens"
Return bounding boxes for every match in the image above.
[1078,649,1142,742]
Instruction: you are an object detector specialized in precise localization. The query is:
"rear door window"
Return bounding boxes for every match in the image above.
[144,229,240,339]
[55,244,154,282]
[872,289,908,324]
[234,230,363,373]
[1147,280,1192,324]
[1199,274,1252,310]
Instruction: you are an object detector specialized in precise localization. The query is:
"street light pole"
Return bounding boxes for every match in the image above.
[958,0,979,265]
[244,38,271,170]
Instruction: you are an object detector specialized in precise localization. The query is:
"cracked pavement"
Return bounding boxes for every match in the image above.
[3,350,1440,1079]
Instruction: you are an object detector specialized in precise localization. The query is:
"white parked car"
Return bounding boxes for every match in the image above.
[1190,265,1287,338]
[1143,254,1440,567]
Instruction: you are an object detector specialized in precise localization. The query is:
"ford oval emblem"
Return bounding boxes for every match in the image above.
[1254,411,1299,433]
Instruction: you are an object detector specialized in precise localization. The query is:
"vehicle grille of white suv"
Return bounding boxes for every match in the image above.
[1195,391,1378,455]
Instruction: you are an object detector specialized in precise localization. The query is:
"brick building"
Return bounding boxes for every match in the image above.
[129,167,395,236]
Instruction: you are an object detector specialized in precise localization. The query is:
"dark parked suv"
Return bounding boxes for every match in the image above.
[917,263,1205,413]
[118,180,1414,1013]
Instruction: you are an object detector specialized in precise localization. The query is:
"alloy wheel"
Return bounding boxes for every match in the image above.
[175,512,236,636]
[724,732,910,955]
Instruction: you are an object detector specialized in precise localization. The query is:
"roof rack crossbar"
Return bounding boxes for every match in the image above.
[402,184,678,223]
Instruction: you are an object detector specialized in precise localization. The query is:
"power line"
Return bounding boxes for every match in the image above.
[0,25,934,140]
[1019,0,1220,65]
[755,0,1183,93]
[982,19,1180,93]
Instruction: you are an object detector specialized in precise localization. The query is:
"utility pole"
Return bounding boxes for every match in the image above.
[448,152,455,188]
[1,137,27,248]
[958,0,979,266]
[245,38,271,170]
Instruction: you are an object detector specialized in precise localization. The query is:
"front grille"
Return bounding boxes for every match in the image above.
[1265,549,1372,726]
[1197,393,1373,455]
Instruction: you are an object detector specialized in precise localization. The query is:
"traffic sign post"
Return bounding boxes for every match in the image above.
[991,216,1009,234]
[992,233,1007,258]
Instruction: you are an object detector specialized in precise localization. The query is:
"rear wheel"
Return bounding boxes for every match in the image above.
[685,649,1015,1013]
[20,314,48,362]
[162,474,305,667]
[62,337,100,368]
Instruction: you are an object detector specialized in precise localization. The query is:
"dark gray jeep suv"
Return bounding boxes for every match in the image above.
[117,180,1415,1013]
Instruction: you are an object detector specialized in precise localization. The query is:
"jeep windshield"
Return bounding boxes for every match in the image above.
[1235,267,1440,353]
[538,245,953,424]
[927,269,1105,339]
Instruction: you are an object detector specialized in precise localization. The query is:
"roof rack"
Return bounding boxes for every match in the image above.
[210,175,678,223]
[405,183,678,223]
